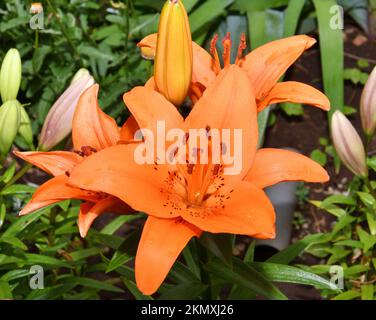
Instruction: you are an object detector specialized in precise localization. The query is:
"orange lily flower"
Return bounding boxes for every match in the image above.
[138,33,330,111]
[68,66,329,295]
[14,84,135,237]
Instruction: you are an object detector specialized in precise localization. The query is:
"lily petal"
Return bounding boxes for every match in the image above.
[185,65,258,180]
[182,181,276,239]
[241,35,316,99]
[258,81,331,112]
[119,115,139,142]
[69,144,181,219]
[14,150,81,176]
[20,175,99,216]
[72,84,120,151]
[245,148,329,189]
[135,216,201,295]
[78,197,133,238]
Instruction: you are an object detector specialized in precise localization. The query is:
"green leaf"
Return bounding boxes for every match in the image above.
[32,45,52,73]
[0,203,6,230]
[2,210,45,238]
[366,212,376,236]
[122,277,153,300]
[343,105,357,115]
[0,184,36,195]
[361,284,374,300]
[206,258,287,300]
[310,149,327,166]
[249,262,339,291]
[182,242,201,279]
[267,233,328,264]
[63,277,123,293]
[159,282,208,300]
[280,102,304,116]
[106,250,133,273]
[357,227,376,252]
[283,0,305,37]
[321,194,356,207]
[232,0,289,12]
[69,248,101,261]
[332,290,360,300]
[0,236,28,250]
[0,280,12,299]
[100,214,142,235]
[26,284,76,300]
[23,253,71,268]
[1,161,16,184]
[189,0,235,41]
[357,192,375,207]
[312,0,344,118]
[199,233,233,266]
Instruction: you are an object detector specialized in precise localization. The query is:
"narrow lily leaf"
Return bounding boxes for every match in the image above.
[361,284,374,300]
[169,261,200,283]
[0,184,36,195]
[231,0,289,12]
[249,262,339,291]
[189,0,235,42]
[332,290,360,300]
[100,214,142,235]
[26,284,76,300]
[63,277,123,293]
[366,212,376,235]
[106,250,133,273]
[159,282,208,300]
[283,0,305,37]
[199,233,234,267]
[183,0,200,12]
[23,253,71,268]
[69,248,101,261]
[0,236,28,250]
[0,161,16,184]
[2,210,45,238]
[122,277,154,300]
[312,0,344,118]
[182,242,201,279]
[267,233,329,264]
[206,258,287,300]
[0,280,13,299]
[0,203,6,230]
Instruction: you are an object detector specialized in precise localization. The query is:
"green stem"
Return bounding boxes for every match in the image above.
[2,163,32,191]
[46,0,81,64]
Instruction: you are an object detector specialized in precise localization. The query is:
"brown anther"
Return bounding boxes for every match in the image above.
[236,33,247,65]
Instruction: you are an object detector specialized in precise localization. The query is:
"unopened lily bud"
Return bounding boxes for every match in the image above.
[332,111,368,177]
[154,0,193,106]
[0,49,22,103]
[0,100,21,155]
[18,106,34,148]
[360,66,376,136]
[39,69,95,151]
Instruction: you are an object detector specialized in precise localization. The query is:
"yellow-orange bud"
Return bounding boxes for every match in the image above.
[154,0,193,106]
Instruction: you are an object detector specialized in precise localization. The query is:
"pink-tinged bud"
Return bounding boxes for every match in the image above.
[360,66,376,136]
[332,111,368,177]
[39,69,95,151]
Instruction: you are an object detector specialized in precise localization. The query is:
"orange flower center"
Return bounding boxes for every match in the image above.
[210,32,247,74]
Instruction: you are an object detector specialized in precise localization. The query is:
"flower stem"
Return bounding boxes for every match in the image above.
[45,0,81,64]
[2,163,33,191]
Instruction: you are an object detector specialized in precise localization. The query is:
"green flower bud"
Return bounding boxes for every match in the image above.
[0,49,22,103]
[18,105,34,148]
[0,100,21,155]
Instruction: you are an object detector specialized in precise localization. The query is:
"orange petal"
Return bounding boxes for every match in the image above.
[119,115,139,142]
[14,151,81,176]
[245,148,329,189]
[123,86,184,145]
[144,77,157,90]
[182,181,276,239]
[135,216,201,295]
[78,197,133,237]
[138,33,216,88]
[258,81,331,112]
[72,84,120,151]
[69,144,181,219]
[241,35,316,99]
[185,65,258,180]
[20,175,99,216]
